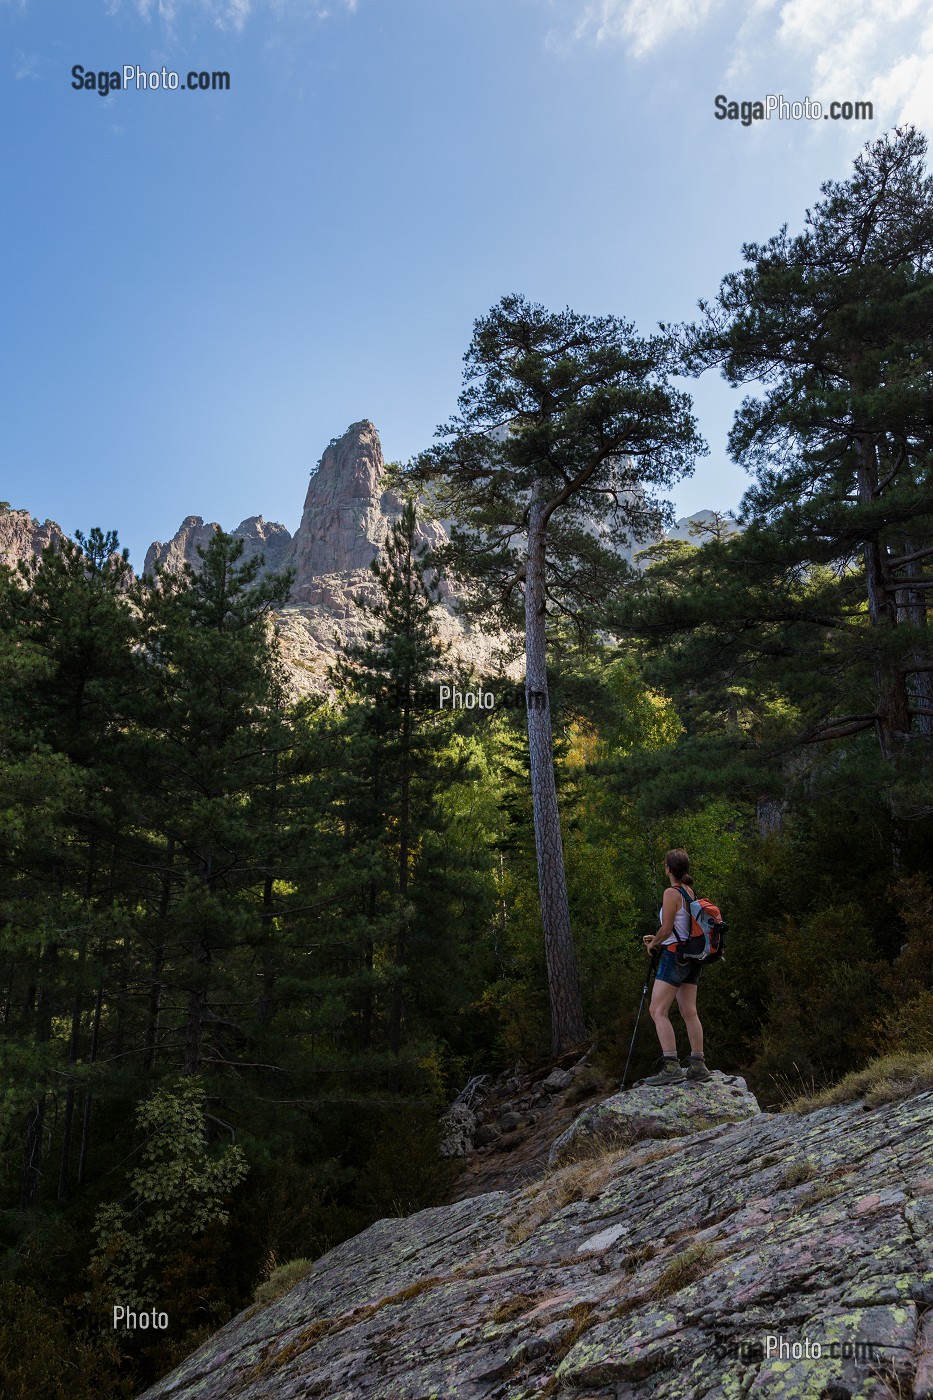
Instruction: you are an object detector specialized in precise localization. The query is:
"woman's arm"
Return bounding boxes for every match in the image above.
[643,887,680,952]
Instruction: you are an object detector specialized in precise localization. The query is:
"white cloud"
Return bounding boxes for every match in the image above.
[200,0,252,30]
[14,48,40,79]
[99,0,356,31]
[116,0,357,26]
[550,0,933,134]
[567,0,731,58]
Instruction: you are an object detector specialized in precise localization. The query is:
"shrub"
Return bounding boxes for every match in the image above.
[0,1282,130,1400]
[777,1158,819,1190]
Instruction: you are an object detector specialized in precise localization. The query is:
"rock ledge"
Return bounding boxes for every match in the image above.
[140,1085,933,1400]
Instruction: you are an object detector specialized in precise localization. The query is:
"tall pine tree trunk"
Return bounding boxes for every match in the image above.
[258,872,276,1024]
[145,838,174,1071]
[857,436,912,759]
[185,851,213,1075]
[894,532,933,738]
[77,975,103,1187]
[57,952,84,1201]
[525,483,586,1056]
[21,941,56,1210]
[361,879,376,1052]
[388,694,412,1088]
[59,836,96,1200]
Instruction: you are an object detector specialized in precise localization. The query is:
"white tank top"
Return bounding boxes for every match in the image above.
[660,892,691,946]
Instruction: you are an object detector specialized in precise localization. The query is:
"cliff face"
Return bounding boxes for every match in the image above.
[0,507,62,571]
[289,419,444,595]
[140,1077,933,1399]
[143,515,293,579]
[286,419,448,615]
[146,421,505,690]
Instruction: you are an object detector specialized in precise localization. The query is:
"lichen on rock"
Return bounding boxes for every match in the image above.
[547,1069,761,1168]
[139,1080,933,1400]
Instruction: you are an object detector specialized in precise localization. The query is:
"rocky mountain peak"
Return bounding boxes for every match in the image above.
[144,514,294,580]
[313,419,384,504]
[289,418,436,597]
[0,506,62,571]
[138,423,737,693]
[144,516,220,577]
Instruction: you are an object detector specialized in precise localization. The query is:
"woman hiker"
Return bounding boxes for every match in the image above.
[641,849,712,1085]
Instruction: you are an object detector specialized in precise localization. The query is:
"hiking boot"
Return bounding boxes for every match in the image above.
[643,1057,687,1086]
[684,1054,712,1082]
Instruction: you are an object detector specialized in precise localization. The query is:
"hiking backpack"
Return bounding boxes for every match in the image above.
[676,886,727,963]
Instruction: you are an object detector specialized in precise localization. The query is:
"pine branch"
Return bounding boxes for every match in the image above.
[798,714,878,743]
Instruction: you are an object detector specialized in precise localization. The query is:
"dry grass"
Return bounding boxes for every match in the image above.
[802,1181,843,1206]
[622,1241,658,1270]
[490,1292,543,1325]
[768,1064,826,1108]
[552,1301,599,1359]
[504,1134,685,1244]
[505,1145,628,1243]
[536,1302,600,1398]
[777,1158,819,1190]
[625,1140,687,1171]
[252,1257,313,1306]
[787,1053,933,1114]
[649,1241,719,1300]
[234,1273,451,1390]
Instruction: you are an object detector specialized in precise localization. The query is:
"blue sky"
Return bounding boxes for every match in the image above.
[3,0,931,567]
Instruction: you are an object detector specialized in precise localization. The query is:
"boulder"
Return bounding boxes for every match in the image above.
[547,1070,760,1168]
[542,1068,574,1094]
[438,1101,476,1158]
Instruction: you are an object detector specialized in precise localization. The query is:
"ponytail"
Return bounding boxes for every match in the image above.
[665,848,693,886]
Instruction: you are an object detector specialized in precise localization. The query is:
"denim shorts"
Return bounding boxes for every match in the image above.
[656,948,702,987]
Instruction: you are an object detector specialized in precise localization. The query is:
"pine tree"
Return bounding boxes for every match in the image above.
[406,294,703,1053]
[0,529,138,1207]
[329,501,469,1080]
[135,531,295,1079]
[684,126,933,766]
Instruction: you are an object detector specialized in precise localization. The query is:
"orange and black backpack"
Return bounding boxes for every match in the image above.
[674,886,727,963]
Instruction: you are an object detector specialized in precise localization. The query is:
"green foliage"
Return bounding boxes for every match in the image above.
[91,1080,248,1304]
[1,134,932,1395]
[742,901,881,1100]
[406,292,704,635]
[0,1282,130,1399]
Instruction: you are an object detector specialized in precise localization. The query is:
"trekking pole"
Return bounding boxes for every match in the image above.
[621,948,659,1089]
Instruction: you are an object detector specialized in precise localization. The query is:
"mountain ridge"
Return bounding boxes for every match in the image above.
[3,424,733,693]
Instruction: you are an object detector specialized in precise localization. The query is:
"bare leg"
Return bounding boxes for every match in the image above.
[675,983,703,1056]
[649,980,678,1057]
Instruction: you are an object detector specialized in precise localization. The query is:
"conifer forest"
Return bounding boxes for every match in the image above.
[1,129,931,1394]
